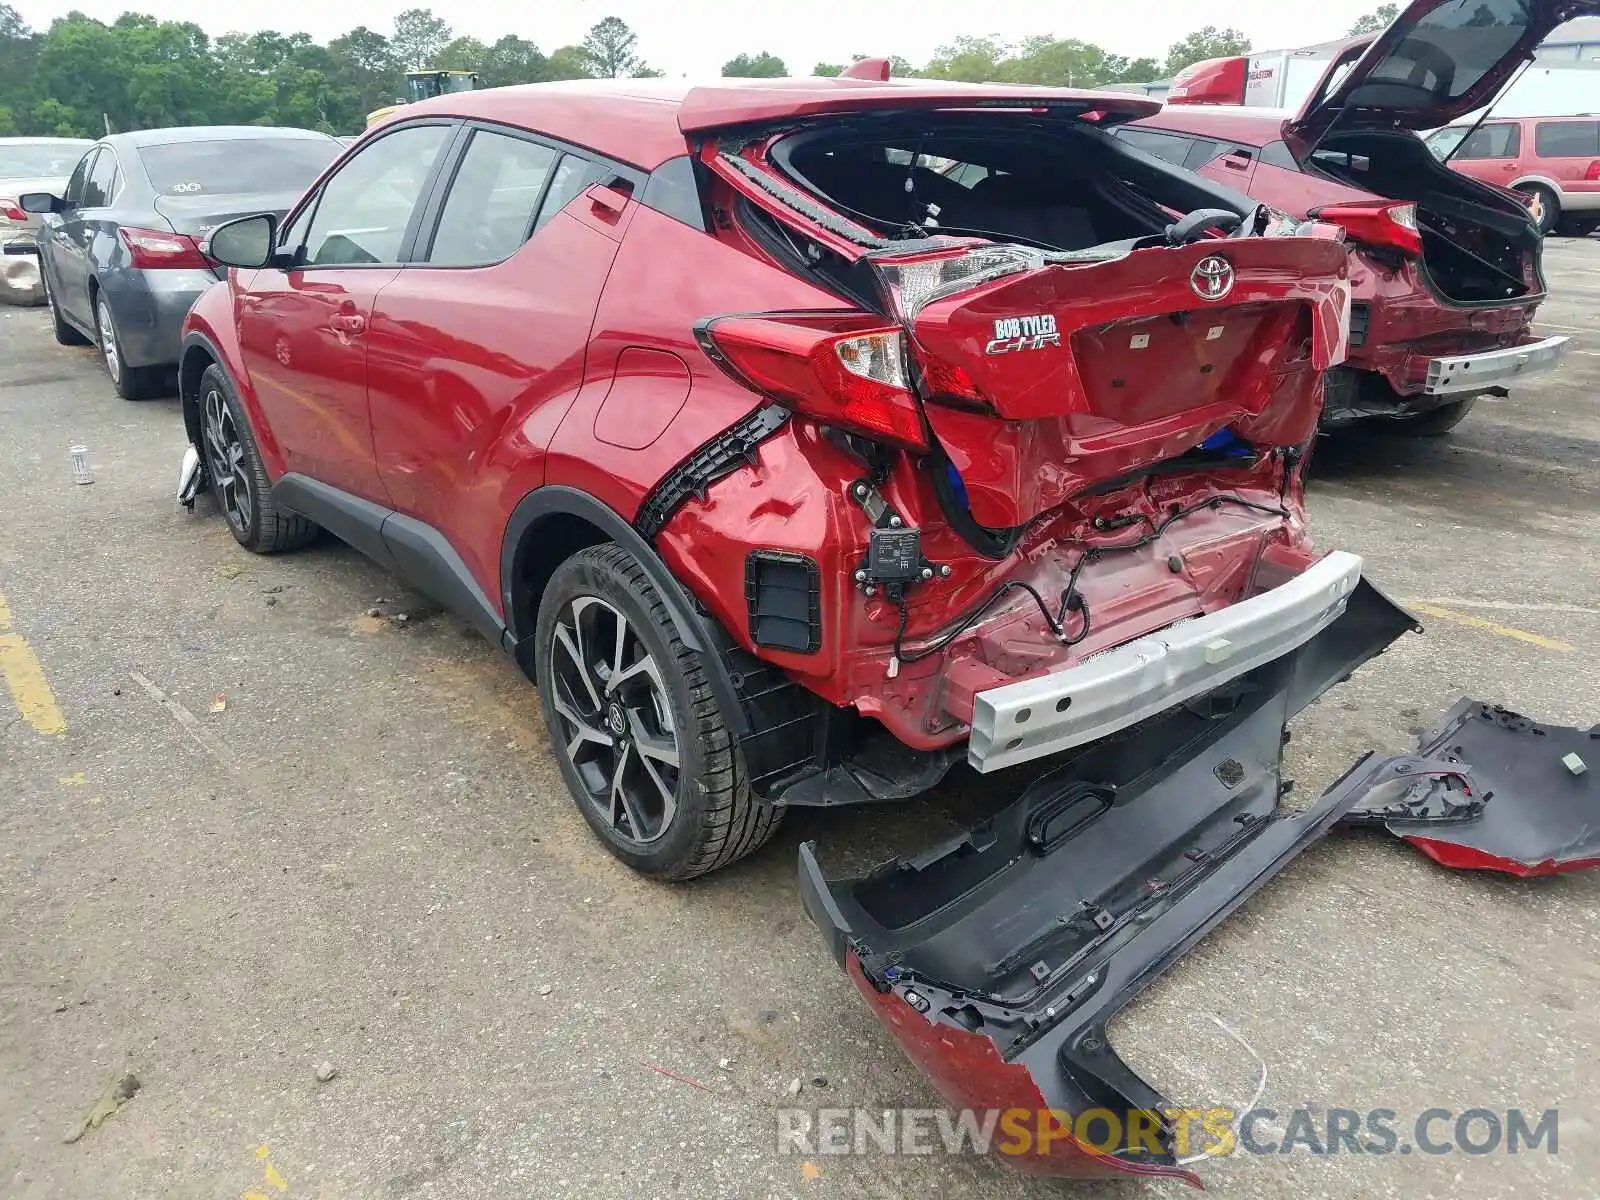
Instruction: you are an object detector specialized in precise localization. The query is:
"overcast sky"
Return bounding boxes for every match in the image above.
[12,0,1386,76]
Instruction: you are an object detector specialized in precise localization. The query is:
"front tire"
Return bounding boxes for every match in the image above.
[94,293,164,400]
[535,544,781,880]
[197,363,319,553]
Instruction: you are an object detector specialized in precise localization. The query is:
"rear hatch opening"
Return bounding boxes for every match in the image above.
[1305,133,1539,305]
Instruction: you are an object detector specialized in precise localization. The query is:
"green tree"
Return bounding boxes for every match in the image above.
[327,26,403,127]
[1348,4,1399,35]
[480,34,546,86]
[1162,27,1251,77]
[579,16,645,78]
[921,35,1010,82]
[437,35,488,72]
[391,8,451,69]
[722,51,786,77]
[545,44,594,80]
[812,61,843,77]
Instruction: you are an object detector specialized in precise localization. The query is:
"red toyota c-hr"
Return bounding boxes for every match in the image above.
[175,70,1433,1181]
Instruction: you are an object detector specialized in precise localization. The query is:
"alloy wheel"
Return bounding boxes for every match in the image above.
[201,386,251,533]
[548,595,681,845]
[97,299,120,382]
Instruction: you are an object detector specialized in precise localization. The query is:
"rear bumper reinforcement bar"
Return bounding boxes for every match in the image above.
[968,550,1365,773]
[1421,334,1568,396]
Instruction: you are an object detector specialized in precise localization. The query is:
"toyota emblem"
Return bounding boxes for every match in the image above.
[1190,255,1235,301]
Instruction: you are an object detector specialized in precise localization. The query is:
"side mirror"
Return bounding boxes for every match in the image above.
[205,213,277,269]
[19,192,63,215]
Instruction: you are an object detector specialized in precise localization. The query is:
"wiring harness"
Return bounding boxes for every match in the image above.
[889,494,1291,672]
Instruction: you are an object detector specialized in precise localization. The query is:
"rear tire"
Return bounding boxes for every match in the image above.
[198,363,319,553]
[94,293,164,400]
[1517,184,1559,236]
[535,543,782,880]
[1383,395,1478,437]
[43,268,89,346]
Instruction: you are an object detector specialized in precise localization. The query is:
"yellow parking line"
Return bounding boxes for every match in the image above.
[1407,601,1573,654]
[0,588,67,735]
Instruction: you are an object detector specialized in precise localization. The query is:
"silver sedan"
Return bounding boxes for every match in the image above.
[22,126,341,399]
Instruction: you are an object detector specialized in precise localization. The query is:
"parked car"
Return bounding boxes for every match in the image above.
[1427,114,1600,236]
[20,126,342,398]
[1127,0,1580,435]
[171,71,1429,1180]
[0,136,91,304]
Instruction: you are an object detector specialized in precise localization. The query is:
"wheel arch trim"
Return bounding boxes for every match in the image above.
[501,486,751,737]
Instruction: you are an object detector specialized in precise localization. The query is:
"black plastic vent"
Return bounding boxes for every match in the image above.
[1349,302,1370,348]
[745,551,821,653]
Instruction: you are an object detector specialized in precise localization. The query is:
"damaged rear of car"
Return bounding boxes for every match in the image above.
[652,82,1439,1180]
[671,87,1361,789]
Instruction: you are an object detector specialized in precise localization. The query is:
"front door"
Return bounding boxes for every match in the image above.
[238,122,455,503]
[46,147,101,326]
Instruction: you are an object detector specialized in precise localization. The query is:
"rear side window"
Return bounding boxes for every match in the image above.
[1114,128,1192,166]
[426,129,559,266]
[1457,122,1521,159]
[1181,139,1227,170]
[533,154,596,232]
[1534,120,1600,158]
[138,138,340,197]
[299,124,450,266]
[83,150,118,207]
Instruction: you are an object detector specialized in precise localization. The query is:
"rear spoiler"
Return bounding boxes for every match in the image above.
[677,81,1160,136]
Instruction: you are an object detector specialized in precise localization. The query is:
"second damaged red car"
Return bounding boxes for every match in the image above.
[1127,0,1590,435]
[177,71,1446,1181]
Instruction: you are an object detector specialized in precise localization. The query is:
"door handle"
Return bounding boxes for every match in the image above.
[330,313,366,336]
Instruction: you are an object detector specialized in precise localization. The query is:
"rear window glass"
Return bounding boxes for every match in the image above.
[0,144,90,179]
[138,138,340,196]
[1353,0,1533,106]
[1534,120,1600,158]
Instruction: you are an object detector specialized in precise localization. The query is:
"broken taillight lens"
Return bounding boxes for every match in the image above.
[869,243,1043,320]
[1310,202,1423,258]
[118,226,210,270]
[700,313,929,449]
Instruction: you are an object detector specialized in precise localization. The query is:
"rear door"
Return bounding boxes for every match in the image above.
[239,121,454,503]
[366,125,624,591]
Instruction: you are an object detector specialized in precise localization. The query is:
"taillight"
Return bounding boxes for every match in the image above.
[1585,160,1600,181]
[0,198,25,222]
[1309,202,1422,257]
[700,313,929,449]
[118,226,210,269]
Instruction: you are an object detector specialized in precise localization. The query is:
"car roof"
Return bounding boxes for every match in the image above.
[1133,104,1292,145]
[400,77,1163,172]
[106,126,337,149]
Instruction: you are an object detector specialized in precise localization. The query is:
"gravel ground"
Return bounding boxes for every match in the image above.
[1,239,1598,1200]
